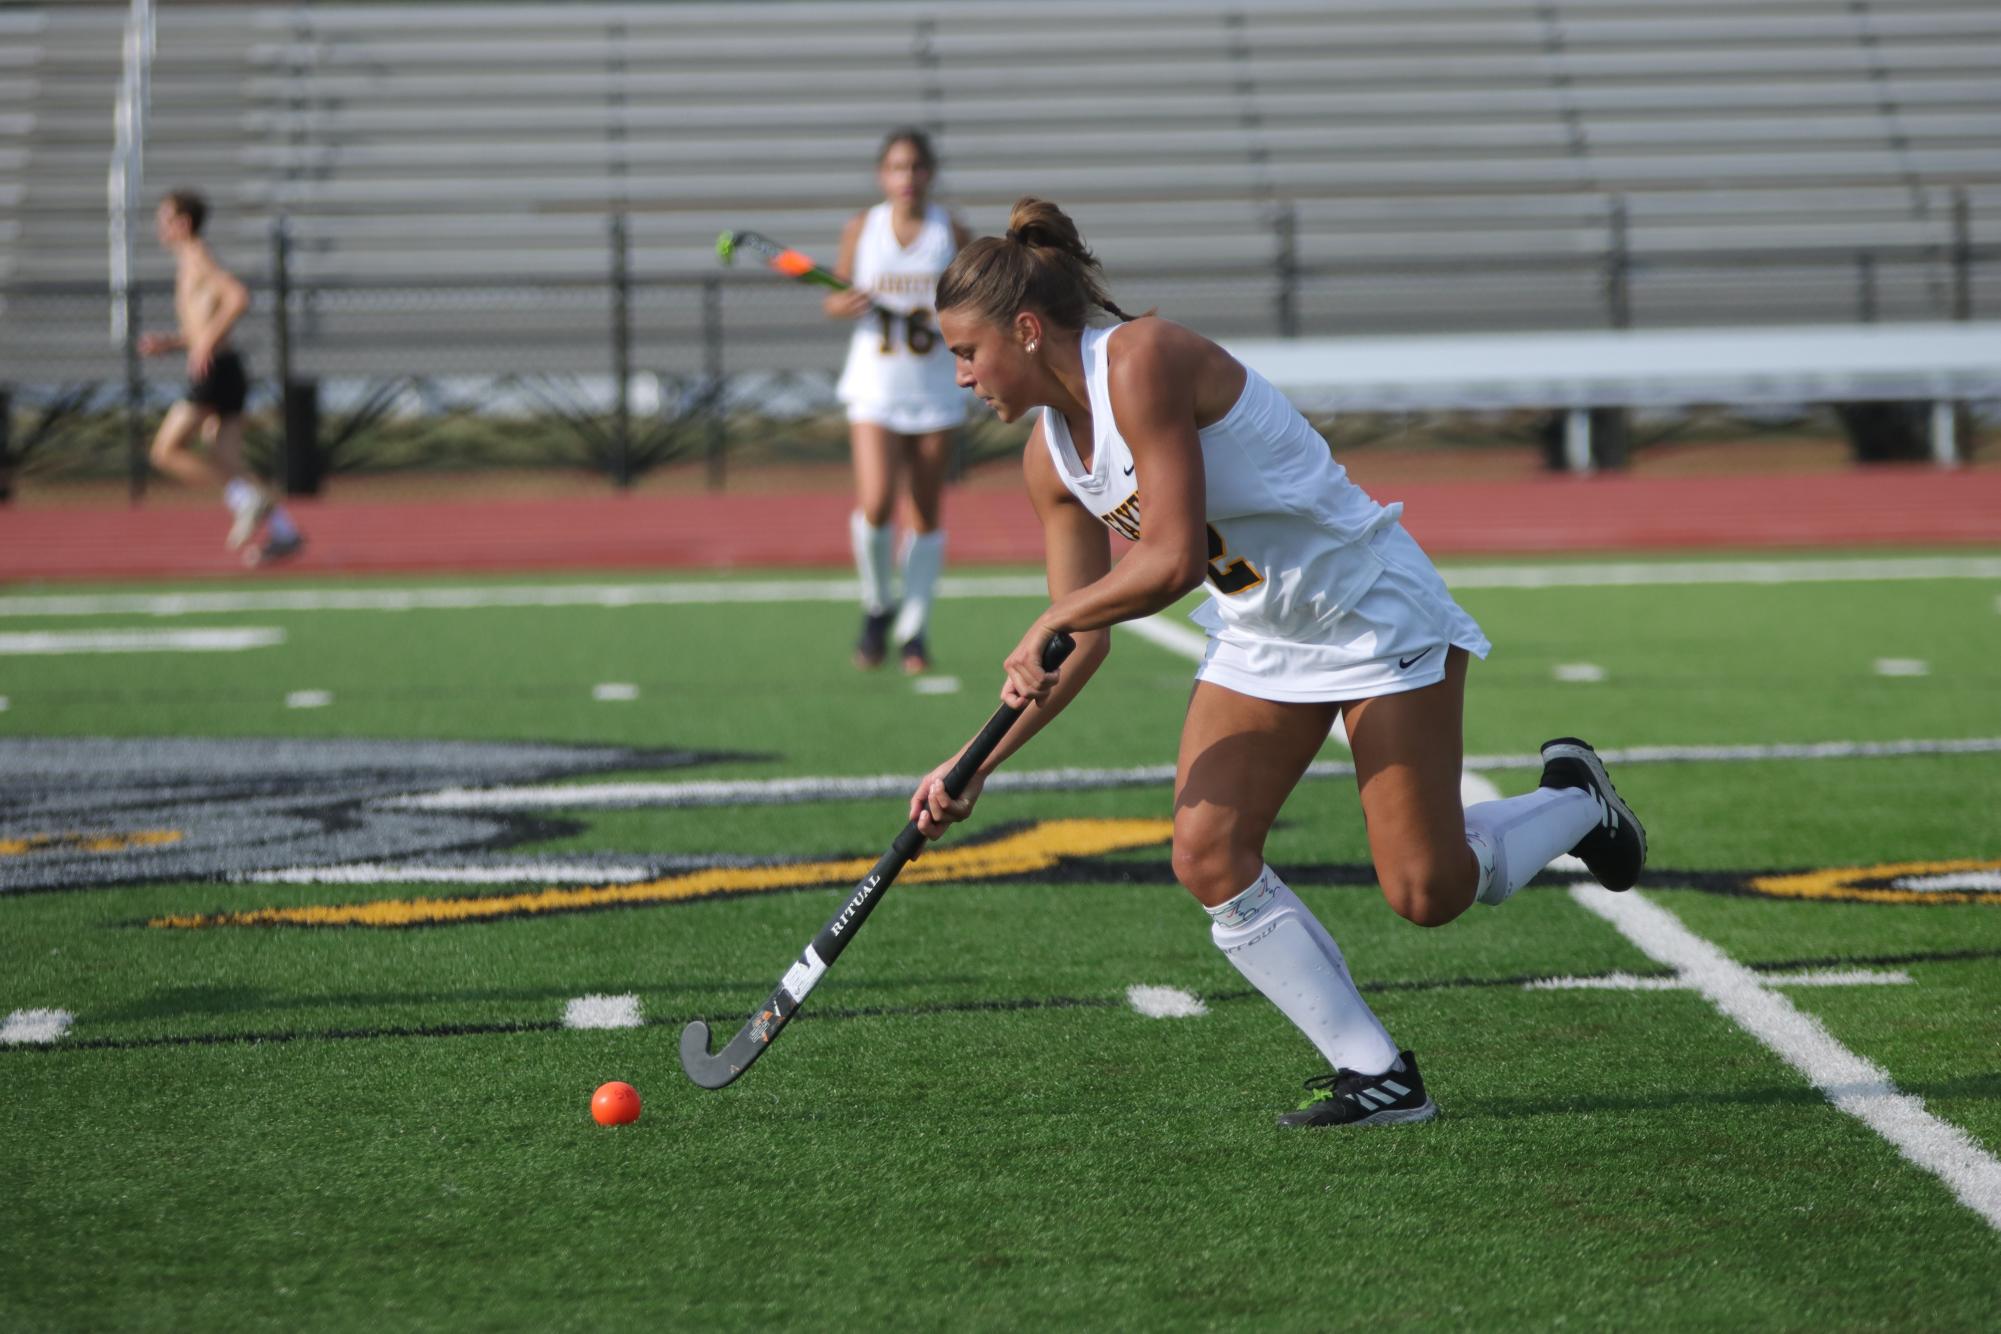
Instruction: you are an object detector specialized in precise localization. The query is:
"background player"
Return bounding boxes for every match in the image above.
[825,129,971,672]
[909,198,1646,1128]
[137,189,304,566]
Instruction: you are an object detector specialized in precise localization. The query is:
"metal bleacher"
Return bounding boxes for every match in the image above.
[4,0,2000,419]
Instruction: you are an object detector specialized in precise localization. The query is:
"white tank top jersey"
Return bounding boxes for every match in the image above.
[835,202,965,418]
[1040,321,1410,649]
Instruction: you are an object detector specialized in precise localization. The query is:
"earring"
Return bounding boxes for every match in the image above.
[1025,340,1039,353]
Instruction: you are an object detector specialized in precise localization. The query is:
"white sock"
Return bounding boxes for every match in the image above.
[1466,786,1600,906]
[1208,866,1399,1076]
[266,506,299,543]
[890,530,944,645]
[223,478,260,513]
[850,511,895,615]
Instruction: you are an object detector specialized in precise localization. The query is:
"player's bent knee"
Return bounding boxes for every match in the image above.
[1379,861,1474,928]
[1171,824,1261,903]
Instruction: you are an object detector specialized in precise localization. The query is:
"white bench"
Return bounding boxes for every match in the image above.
[1223,320,2001,468]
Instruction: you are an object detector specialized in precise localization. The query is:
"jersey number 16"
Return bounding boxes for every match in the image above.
[876,307,939,356]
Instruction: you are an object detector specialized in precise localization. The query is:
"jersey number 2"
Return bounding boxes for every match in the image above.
[1206,524,1263,594]
[876,307,939,356]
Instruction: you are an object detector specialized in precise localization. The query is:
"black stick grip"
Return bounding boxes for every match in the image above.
[942,630,1076,800]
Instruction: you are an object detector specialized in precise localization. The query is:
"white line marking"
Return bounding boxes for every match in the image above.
[1,1008,74,1044]
[912,675,961,695]
[562,994,642,1030]
[1126,985,1208,1019]
[1874,658,1931,677]
[6,556,1993,620]
[1554,662,1608,683]
[1571,884,2001,1232]
[0,695,9,712]
[1525,968,1912,991]
[1126,614,1210,661]
[1460,771,1503,807]
[0,576,1047,619]
[239,862,659,886]
[284,690,332,709]
[0,627,284,655]
[383,735,2001,812]
[1442,556,2001,590]
[592,682,639,702]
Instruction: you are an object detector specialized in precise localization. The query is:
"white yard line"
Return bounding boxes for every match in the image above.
[562,994,643,1030]
[1524,967,1912,991]
[284,690,333,709]
[1125,614,1210,662]
[238,862,659,886]
[1571,884,2001,1232]
[3,555,1995,620]
[0,1008,75,1044]
[384,736,2001,813]
[1874,658,1930,677]
[0,627,283,654]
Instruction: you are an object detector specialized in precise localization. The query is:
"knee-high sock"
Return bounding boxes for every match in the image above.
[1466,786,1599,906]
[1209,866,1399,1076]
[849,511,895,615]
[890,530,945,645]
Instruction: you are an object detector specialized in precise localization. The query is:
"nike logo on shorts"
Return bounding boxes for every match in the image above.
[1397,647,1437,670]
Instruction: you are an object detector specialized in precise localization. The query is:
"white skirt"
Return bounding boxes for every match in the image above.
[1189,522,1490,704]
[836,325,967,435]
[842,399,967,434]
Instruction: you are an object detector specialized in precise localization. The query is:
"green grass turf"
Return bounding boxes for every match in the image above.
[2,558,2000,1330]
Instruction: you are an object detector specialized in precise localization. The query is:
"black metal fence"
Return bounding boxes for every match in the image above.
[2,192,1993,499]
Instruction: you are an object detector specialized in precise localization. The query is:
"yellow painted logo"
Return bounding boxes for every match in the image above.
[1,830,182,857]
[151,818,1174,930]
[1748,859,2001,907]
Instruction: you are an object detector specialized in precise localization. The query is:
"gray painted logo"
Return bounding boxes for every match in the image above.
[0,737,744,893]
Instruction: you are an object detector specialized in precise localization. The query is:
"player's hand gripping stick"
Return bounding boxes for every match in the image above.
[679,632,1078,1089]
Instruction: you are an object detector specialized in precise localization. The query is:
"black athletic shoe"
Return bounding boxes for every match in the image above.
[1538,736,1647,891]
[899,635,930,676]
[1277,1050,1437,1129]
[853,608,896,669]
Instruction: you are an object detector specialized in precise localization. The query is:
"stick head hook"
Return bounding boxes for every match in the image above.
[715,231,738,266]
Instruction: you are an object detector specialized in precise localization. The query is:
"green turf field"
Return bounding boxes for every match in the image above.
[3,558,1999,1331]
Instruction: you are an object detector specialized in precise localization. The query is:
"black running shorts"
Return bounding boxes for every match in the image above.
[188,349,248,417]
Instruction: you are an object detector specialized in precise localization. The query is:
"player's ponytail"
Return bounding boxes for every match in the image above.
[937,197,1138,331]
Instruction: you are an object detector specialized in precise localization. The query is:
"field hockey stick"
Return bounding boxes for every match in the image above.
[679,631,1077,1090]
[715,229,899,317]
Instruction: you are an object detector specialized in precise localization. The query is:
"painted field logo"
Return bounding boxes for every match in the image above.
[0,737,745,894]
[150,820,1175,929]
[1748,859,2001,907]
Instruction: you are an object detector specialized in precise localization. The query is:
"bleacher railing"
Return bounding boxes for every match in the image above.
[1,198,1993,501]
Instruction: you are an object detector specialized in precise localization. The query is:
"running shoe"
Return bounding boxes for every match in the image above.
[1538,736,1647,891]
[1277,1051,1438,1129]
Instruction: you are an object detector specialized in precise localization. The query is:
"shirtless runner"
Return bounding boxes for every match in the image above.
[137,188,304,565]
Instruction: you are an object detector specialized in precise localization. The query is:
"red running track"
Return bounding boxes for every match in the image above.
[3,467,1997,582]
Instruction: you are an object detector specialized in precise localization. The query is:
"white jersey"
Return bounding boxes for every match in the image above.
[1041,321,1488,702]
[834,202,966,432]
